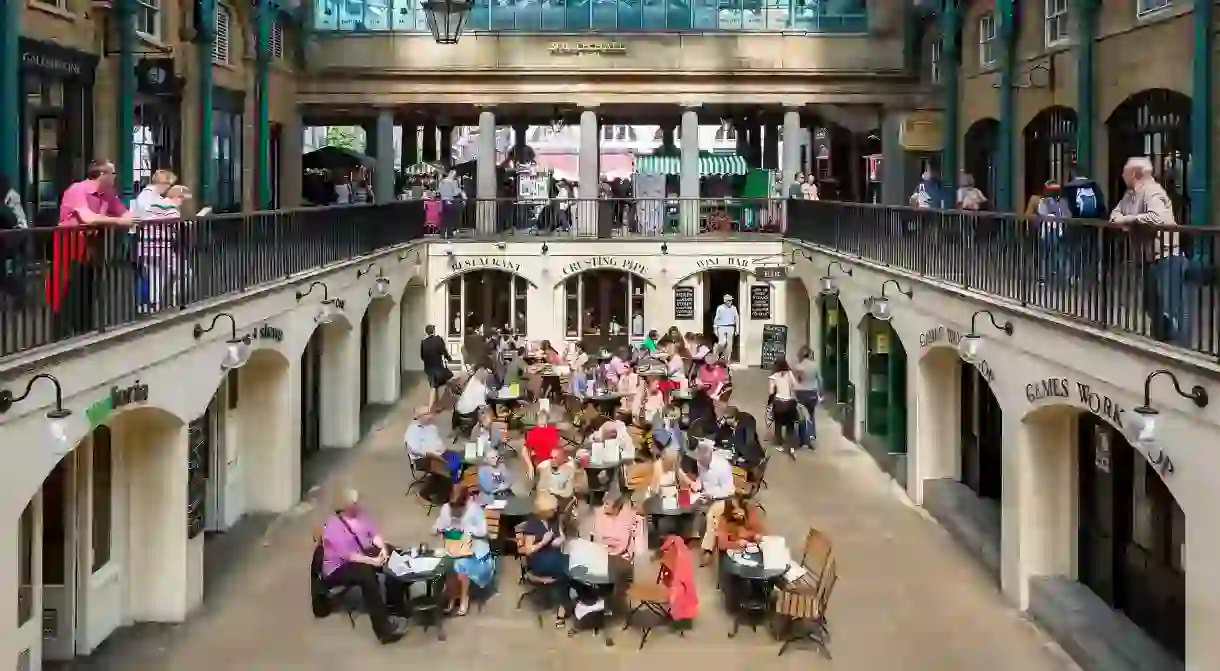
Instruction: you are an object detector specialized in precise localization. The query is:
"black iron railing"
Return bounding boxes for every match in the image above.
[787,200,1220,359]
[412,196,785,236]
[0,202,425,359]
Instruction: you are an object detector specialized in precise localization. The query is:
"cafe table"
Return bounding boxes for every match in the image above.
[721,548,787,639]
[643,493,699,548]
[584,391,625,418]
[384,550,454,641]
[565,561,618,647]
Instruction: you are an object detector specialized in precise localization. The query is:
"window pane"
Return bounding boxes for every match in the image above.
[582,274,600,334]
[447,277,462,337]
[92,426,113,572]
[514,276,528,336]
[630,279,645,336]
[565,277,580,337]
[18,502,33,625]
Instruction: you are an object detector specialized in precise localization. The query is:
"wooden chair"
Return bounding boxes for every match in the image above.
[623,565,683,650]
[773,559,838,658]
[798,528,834,590]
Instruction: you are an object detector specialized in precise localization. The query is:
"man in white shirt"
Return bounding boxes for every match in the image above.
[711,294,740,363]
[454,369,490,417]
[404,407,445,460]
[693,441,736,562]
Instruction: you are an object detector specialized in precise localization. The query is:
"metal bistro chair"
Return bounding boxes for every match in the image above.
[773,559,839,658]
[623,564,684,650]
[417,454,454,515]
[514,522,557,627]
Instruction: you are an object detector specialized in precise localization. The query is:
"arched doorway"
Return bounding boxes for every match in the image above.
[784,278,812,353]
[818,295,852,439]
[700,270,742,362]
[964,118,1000,200]
[445,270,530,340]
[1023,106,1077,204]
[299,329,323,483]
[960,361,1002,502]
[359,310,370,412]
[563,270,647,354]
[1078,415,1185,659]
[860,315,908,480]
[1106,89,1191,225]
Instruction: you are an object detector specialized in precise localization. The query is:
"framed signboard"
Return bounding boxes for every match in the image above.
[750,284,771,320]
[674,286,695,320]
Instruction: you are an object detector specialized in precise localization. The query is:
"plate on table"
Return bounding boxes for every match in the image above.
[744,543,759,554]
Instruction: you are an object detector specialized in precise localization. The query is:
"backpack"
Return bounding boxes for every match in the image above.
[1074,185,1102,218]
[310,544,334,617]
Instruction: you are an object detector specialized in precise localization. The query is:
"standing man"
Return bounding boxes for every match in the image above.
[711,293,740,363]
[437,170,461,238]
[50,159,133,338]
[420,324,453,407]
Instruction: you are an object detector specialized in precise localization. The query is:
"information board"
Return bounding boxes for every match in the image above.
[750,284,772,320]
[674,286,695,320]
[760,323,789,369]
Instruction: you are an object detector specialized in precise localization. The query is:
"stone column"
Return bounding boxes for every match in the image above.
[320,324,361,448]
[735,119,749,159]
[880,111,917,206]
[373,109,396,203]
[679,106,701,236]
[476,108,498,235]
[438,126,453,167]
[367,300,402,404]
[781,108,802,183]
[402,124,418,167]
[577,107,600,237]
[762,121,779,170]
[421,122,437,162]
[747,122,763,169]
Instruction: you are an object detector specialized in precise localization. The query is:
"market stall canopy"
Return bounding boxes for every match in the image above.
[403,161,443,175]
[636,154,748,176]
[303,146,377,171]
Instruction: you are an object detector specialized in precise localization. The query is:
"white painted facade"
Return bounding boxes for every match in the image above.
[1,235,1218,669]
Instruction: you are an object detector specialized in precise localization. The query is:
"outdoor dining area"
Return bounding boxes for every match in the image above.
[311,338,839,657]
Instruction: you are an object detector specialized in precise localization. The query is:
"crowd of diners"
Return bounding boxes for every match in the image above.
[312,322,824,643]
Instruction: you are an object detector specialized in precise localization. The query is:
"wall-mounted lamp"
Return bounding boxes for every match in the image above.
[788,249,814,268]
[444,241,455,256]
[957,309,1014,365]
[397,248,422,264]
[495,241,506,250]
[296,281,343,324]
[370,276,392,299]
[868,279,912,321]
[356,263,382,278]
[193,313,252,370]
[1130,369,1209,445]
[819,261,853,296]
[541,243,549,255]
[0,373,73,449]
[660,243,668,255]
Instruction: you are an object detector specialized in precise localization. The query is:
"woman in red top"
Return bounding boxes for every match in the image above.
[523,410,561,479]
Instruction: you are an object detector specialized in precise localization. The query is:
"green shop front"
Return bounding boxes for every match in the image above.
[862,314,907,485]
[818,295,853,439]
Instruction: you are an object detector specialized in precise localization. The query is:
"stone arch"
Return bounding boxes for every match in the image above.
[1105,88,1192,225]
[784,276,814,354]
[553,267,654,290]
[963,117,1000,199]
[234,348,298,512]
[668,266,759,287]
[1021,106,1078,204]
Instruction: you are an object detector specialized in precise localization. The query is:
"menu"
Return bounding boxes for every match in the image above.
[674,286,695,320]
[750,284,772,320]
[760,323,788,369]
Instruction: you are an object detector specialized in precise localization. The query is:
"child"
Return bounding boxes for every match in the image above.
[424,191,442,235]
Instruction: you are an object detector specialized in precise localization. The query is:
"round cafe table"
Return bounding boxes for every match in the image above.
[585,392,624,418]
[721,548,787,639]
[566,559,619,647]
[384,551,453,641]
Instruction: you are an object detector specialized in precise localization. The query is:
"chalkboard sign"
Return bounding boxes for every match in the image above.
[760,324,789,369]
[750,284,772,320]
[674,286,695,320]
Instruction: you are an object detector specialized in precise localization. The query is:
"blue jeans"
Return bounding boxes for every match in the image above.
[1147,255,1196,349]
[1038,234,1070,282]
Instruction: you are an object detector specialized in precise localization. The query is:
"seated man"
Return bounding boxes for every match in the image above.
[691,441,736,566]
[651,404,685,459]
[536,446,577,510]
[722,407,764,469]
[405,407,445,460]
[586,418,637,464]
[524,410,562,481]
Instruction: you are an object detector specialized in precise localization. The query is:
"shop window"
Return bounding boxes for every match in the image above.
[18,501,32,625]
[132,102,177,193]
[213,4,232,64]
[135,0,163,40]
[213,108,243,213]
[563,270,643,339]
[1044,0,1069,47]
[445,271,528,337]
[978,12,996,67]
[91,426,113,572]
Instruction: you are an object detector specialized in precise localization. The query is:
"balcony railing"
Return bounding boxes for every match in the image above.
[787,200,1220,359]
[0,202,425,360]
[418,196,784,237]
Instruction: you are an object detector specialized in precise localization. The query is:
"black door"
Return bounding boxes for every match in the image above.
[300,331,323,465]
[701,270,740,362]
[1078,414,1127,605]
[359,312,370,410]
[960,362,1002,500]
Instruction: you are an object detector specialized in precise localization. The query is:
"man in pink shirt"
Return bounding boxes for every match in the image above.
[49,160,133,338]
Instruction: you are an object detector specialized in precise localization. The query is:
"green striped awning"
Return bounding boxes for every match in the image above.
[635,154,748,177]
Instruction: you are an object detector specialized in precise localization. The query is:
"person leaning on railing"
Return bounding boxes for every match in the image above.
[1108,157,1191,348]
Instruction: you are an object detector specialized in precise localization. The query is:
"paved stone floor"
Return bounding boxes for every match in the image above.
[66,370,1078,671]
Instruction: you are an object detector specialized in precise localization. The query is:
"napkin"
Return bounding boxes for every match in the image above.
[539,398,551,415]
[602,438,622,464]
[486,498,508,510]
[464,442,478,461]
[761,535,790,571]
[476,433,489,457]
[568,538,609,577]
[590,441,605,464]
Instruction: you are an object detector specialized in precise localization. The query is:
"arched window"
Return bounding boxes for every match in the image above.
[1022,107,1077,203]
[563,270,646,349]
[446,271,530,337]
[1106,88,1191,224]
[963,118,999,200]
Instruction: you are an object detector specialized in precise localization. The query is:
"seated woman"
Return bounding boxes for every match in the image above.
[635,376,668,427]
[453,367,491,431]
[319,489,409,643]
[539,340,563,365]
[520,493,570,627]
[617,363,642,415]
[663,341,689,393]
[586,418,637,465]
[476,449,513,504]
[651,404,688,460]
[470,406,505,450]
[715,493,765,552]
[523,410,561,481]
[565,342,590,396]
[592,493,643,586]
[432,486,496,616]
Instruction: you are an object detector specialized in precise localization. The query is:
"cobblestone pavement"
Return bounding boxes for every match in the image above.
[65,370,1078,671]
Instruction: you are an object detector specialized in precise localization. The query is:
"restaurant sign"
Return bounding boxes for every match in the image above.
[447,257,523,275]
[560,256,649,277]
[86,380,151,428]
[695,256,759,271]
[550,42,627,56]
